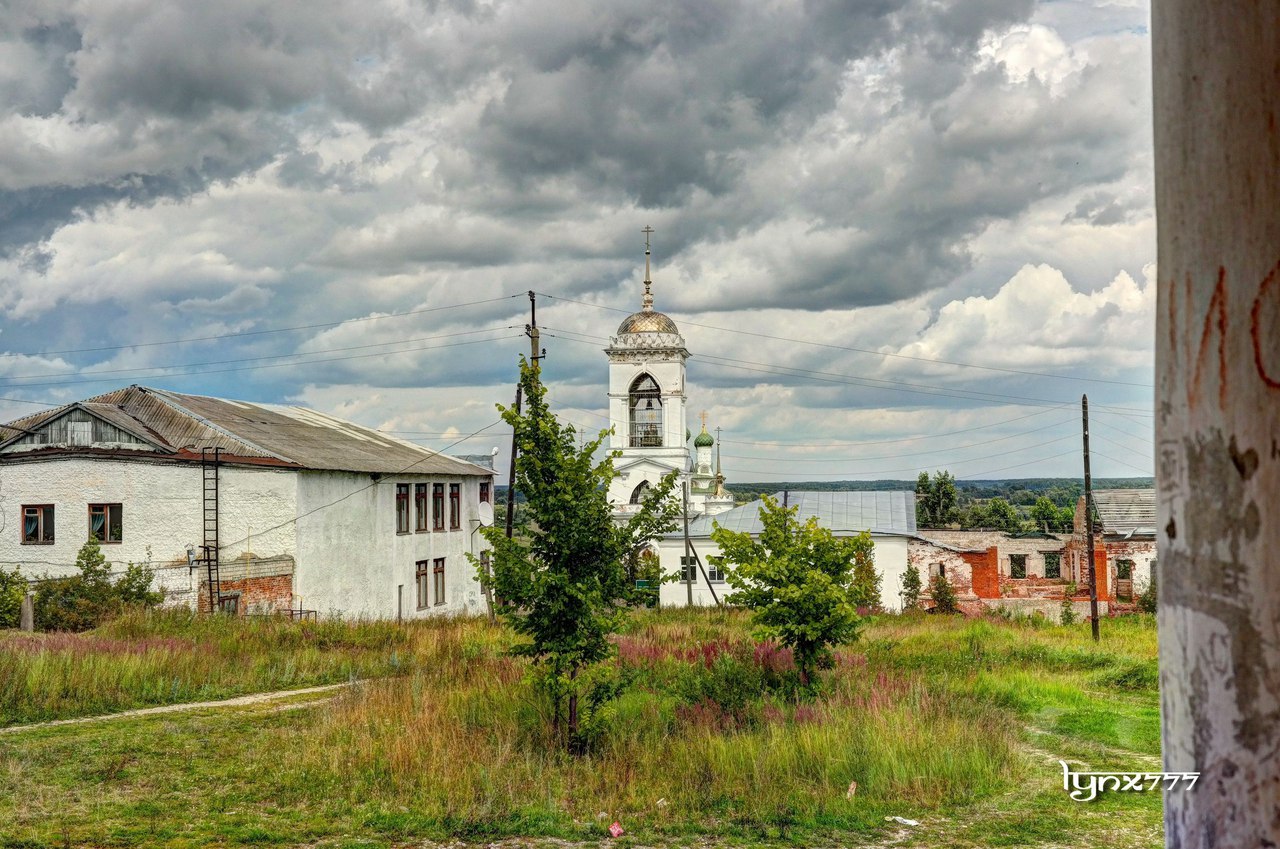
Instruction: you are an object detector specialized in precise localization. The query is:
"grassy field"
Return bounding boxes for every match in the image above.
[0,609,1163,848]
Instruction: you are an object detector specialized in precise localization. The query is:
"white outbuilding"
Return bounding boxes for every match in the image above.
[656,490,918,611]
[0,385,495,619]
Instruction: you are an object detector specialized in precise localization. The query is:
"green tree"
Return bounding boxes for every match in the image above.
[711,495,866,687]
[982,497,1022,532]
[475,360,680,751]
[1030,496,1069,532]
[849,534,881,610]
[915,470,959,528]
[901,562,923,610]
[929,572,959,614]
[0,565,25,628]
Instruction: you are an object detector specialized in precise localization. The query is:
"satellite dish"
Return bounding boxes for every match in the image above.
[478,501,495,527]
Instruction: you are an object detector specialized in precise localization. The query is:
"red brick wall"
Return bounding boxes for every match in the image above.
[966,546,1001,599]
[198,574,293,615]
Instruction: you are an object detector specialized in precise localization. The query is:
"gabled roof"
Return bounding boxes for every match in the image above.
[1092,488,1156,536]
[0,385,491,477]
[670,490,917,538]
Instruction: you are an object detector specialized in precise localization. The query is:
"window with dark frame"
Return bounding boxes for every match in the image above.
[449,483,461,529]
[416,560,430,609]
[628,374,663,447]
[218,594,240,615]
[679,554,695,583]
[433,557,446,605]
[89,503,123,543]
[432,483,445,530]
[707,560,724,583]
[395,484,410,534]
[933,563,946,579]
[1010,553,1027,579]
[1044,552,1062,579]
[21,505,54,544]
[479,481,490,504]
[414,484,429,532]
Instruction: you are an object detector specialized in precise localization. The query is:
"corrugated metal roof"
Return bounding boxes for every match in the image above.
[1093,488,1156,535]
[670,490,917,538]
[0,385,491,477]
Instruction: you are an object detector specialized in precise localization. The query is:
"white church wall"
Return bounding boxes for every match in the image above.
[655,532,911,612]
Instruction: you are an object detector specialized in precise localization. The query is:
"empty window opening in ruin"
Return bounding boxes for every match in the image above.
[1010,554,1027,579]
[1044,552,1062,579]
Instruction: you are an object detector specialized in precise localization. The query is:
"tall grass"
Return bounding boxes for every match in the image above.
[0,609,437,725]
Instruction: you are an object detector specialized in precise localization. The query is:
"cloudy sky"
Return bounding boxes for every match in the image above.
[0,0,1154,483]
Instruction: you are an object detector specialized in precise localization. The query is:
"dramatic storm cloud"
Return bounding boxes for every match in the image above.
[0,0,1154,481]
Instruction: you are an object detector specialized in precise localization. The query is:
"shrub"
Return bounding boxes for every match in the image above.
[929,573,959,614]
[1060,582,1078,626]
[1137,570,1157,614]
[33,539,163,632]
[0,565,25,628]
[901,563,922,610]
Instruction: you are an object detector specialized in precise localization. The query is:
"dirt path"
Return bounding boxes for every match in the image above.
[0,681,353,735]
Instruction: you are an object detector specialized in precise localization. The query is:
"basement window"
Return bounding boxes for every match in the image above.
[1044,553,1062,579]
[433,557,446,605]
[217,594,240,615]
[21,505,55,544]
[414,484,429,532]
[396,484,410,534]
[89,503,123,544]
[1010,554,1027,579]
[449,483,461,529]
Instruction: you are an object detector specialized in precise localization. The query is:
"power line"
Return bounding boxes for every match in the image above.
[958,448,1083,479]
[1089,448,1154,476]
[0,333,524,390]
[542,327,1155,415]
[0,294,524,361]
[0,326,519,384]
[537,291,1155,388]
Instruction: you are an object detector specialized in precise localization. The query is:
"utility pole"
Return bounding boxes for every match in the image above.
[1082,394,1099,642]
[506,293,543,541]
[683,482,694,607]
[504,384,521,541]
[526,290,544,364]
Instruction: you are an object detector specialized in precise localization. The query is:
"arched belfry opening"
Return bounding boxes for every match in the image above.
[629,480,651,504]
[629,374,663,447]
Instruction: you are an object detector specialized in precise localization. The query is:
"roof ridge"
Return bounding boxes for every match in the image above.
[141,387,292,461]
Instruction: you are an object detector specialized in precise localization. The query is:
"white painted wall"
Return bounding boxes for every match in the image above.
[0,457,297,606]
[0,456,492,618]
[294,471,490,619]
[656,532,911,612]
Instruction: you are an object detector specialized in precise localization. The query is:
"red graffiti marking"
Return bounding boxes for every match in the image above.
[1190,267,1228,410]
[1252,259,1280,389]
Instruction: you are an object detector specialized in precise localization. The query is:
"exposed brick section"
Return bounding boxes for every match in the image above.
[198,574,294,614]
[966,547,1001,599]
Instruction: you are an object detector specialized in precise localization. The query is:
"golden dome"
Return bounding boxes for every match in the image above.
[617,309,680,335]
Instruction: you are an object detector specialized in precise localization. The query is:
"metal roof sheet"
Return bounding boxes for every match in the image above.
[0,385,491,476]
[671,490,917,538]
[1093,488,1156,535]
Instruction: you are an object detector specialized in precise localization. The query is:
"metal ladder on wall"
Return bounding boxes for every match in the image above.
[201,447,222,613]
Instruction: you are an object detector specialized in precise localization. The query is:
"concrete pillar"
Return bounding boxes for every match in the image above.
[1153,3,1280,845]
[19,591,34,632]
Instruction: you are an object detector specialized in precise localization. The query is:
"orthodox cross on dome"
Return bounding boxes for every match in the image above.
[700,410,708,431]
[641,225,655,311]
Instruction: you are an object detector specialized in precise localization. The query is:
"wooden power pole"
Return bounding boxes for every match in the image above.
[1082,394,1099,642]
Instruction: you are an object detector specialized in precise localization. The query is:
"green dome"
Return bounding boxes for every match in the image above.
[694,429,714,448]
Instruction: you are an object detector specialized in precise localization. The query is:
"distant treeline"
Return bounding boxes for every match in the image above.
[726,477,1151,505]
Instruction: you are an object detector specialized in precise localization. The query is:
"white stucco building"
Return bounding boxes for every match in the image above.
[657,490,919,612]
[604,237,733,519]
[0,385,494,619]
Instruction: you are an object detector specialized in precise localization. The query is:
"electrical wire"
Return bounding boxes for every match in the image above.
[537,291,1155,388]
[0,294,525,361]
